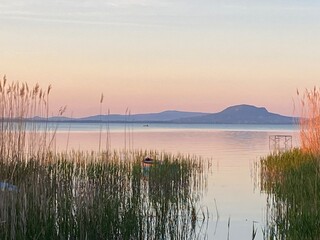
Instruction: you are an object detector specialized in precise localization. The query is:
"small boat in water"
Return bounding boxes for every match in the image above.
[142,157,154,177]
[143,157,154,165]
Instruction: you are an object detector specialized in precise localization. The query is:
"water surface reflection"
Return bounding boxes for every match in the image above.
[54,124,298,239]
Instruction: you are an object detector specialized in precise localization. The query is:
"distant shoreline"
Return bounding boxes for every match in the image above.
[2,104,298,124]
[6,119,298,125]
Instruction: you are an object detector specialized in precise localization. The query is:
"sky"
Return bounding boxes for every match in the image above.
[1,0,320,117]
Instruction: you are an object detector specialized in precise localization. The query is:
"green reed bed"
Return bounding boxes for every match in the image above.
[0,78,209,239]
[0,150,209,240]
[260,149,320,240]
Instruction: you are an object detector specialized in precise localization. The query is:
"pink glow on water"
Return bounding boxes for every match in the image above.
[52,126,298,239]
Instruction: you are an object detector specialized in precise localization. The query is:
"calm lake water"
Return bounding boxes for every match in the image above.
[53,122,299,239]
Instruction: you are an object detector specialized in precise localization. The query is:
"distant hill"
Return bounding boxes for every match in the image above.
[127,110,208,122]
[174,104,296,124]
[35,104,296,124]
[57,110,208,123]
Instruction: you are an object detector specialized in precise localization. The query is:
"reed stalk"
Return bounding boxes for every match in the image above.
[0,77,209,239]
[0,76,55,162]
[0,150,209,239]
[260,149,320,239]
[296,87,320,156]
[259,87,320,238]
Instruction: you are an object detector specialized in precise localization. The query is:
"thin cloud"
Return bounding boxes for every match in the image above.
[0,0,177,27]
[0,11,169,28]
[1,0,319,27]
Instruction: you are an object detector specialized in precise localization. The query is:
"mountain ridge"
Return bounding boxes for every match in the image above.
[79,110,208,122]
[35,104,297,124]
[172,104,296,124]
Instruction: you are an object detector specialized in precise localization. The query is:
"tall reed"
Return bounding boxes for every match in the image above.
[296,87,320,155]
[0,150,209,239]
[0,76,56,163]
[259,87,320,238]
[0,77,210,239]
[260,149,320,239]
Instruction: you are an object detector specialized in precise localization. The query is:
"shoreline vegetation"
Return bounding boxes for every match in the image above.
[0,77,210,239]
[260,87,320,239]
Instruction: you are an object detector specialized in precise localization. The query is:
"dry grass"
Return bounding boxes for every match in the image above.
[259,86,320,239]
[0,76,64,164]
[0,77,210,239]
[296,87,320,155]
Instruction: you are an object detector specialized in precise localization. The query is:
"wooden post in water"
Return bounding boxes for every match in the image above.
[269,135,292,154]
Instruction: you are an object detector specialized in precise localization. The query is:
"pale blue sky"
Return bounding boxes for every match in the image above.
[1,1,320,116]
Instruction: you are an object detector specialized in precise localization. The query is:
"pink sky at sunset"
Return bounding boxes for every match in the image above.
[1,1,320,117]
